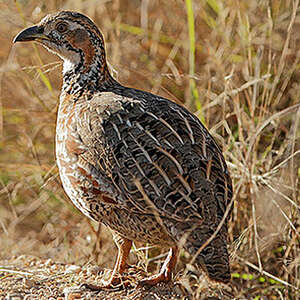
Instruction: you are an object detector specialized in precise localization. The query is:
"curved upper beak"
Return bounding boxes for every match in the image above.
[13,25,48,43]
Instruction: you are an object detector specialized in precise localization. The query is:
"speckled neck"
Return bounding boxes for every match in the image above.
[62,40,118,95]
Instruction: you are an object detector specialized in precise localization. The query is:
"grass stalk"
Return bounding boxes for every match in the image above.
[185,0,203,122]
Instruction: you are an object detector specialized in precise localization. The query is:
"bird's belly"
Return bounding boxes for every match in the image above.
[56,137,174,245]
[55,111,101,219]
[103,208,175,246]
[57,147,174,245]
[56,152,116,224]
[56,145,93,216]
[55,102,175,246]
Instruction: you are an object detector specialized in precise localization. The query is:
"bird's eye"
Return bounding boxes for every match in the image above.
[56,22,68,33]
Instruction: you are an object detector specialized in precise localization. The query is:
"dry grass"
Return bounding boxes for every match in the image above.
[0,0,299,299]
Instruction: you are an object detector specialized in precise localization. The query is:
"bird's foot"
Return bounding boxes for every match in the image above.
[81,275,132,291]
[138,247,177,287]
[138,271,171,287]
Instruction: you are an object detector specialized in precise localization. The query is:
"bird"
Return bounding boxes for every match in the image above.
[14,11,233,289]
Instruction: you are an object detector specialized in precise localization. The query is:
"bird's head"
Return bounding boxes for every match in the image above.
[14,11,109,79]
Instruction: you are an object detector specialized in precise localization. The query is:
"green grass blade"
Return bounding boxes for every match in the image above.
[185,0,204,122]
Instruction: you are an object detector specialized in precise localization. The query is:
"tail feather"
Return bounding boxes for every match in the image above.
[184,226,231,283]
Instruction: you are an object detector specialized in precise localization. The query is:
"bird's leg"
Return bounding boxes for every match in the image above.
[104,236,132,287]
[83,236,132,290]
[139,246,178,286]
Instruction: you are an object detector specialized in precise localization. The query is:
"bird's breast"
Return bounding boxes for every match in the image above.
[55,93,121,223]
[55,94,100,217]
[56,94,83,168]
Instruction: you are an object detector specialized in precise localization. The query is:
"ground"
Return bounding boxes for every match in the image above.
[0,0,299,299]
[0,256,231,300]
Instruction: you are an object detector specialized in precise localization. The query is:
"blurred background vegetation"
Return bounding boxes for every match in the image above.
[0,0,299,298]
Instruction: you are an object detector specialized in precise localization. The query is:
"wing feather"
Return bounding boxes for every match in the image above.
[77,89,232,223]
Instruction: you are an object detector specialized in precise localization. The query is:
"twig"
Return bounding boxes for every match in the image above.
[260,177,300,210]
[0,268,45,279]
[269,0,300,107]
[251,189,263,273]
[237,256,299,291]
[246,103,300,163]
[201,74,271,112]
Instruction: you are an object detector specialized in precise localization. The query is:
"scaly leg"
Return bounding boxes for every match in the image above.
[105,236,132,286]
[83,236,132,290]
[139,246,178,286]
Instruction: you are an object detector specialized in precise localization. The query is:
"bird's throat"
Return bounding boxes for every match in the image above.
[62,49,117,95]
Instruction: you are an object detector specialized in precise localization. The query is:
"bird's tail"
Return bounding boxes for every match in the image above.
[183,225,231,284]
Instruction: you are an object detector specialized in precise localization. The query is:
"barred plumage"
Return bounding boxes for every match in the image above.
[14,11,233,288]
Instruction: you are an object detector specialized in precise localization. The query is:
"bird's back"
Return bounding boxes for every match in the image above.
[57,84,232,238]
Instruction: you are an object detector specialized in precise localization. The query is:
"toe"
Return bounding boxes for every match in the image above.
[138,272,171,287]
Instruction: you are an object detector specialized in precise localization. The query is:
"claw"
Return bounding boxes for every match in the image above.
[81,237,133,290]
[138,272,171,287]
[81,276,132,291]
[139,247,178,287]
[80,282,105,291]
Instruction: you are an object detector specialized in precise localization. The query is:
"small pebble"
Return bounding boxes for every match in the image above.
[5,294,23,300]
[86,265,101,276]
[64,287,83,299]
[23,278,36,288]
[65,265,81,274]
[45,258,53,266]
[51,264,59,271]
[67,293,82,300]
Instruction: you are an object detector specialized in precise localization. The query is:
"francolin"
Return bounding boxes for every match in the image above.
[14,11,232,289]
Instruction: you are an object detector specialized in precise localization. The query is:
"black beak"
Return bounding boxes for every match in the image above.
[14,25,48,43]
